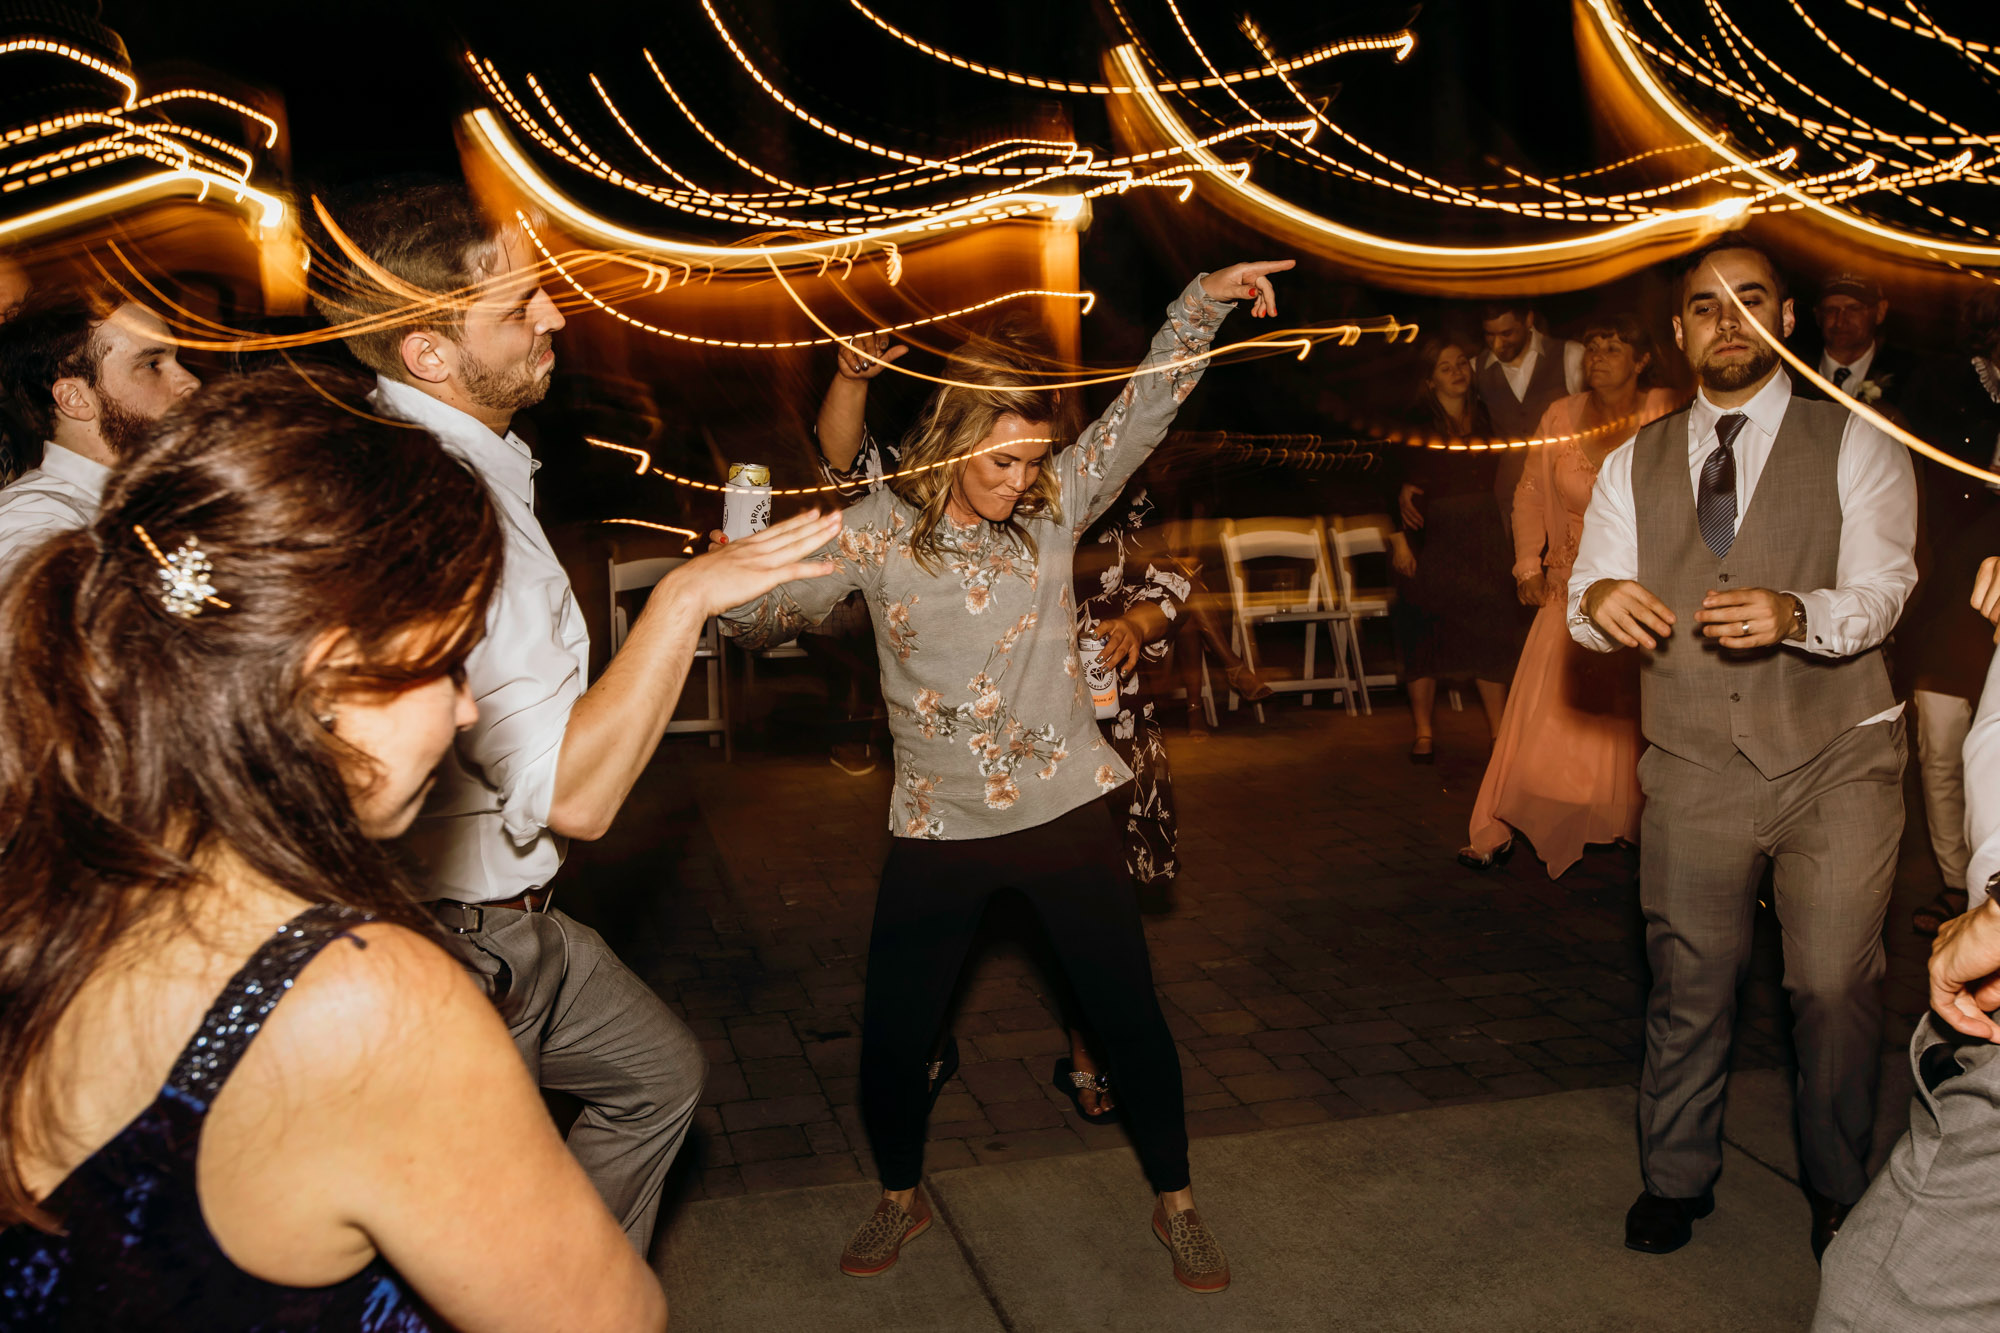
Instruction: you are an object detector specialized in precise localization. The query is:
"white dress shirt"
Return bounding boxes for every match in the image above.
[1817,340,1877,387]
[1490,330,1588,399]
[1964,645,2000,908]
[1567,373,1917,726]
[371,377,588,904]
[0,443,111,568]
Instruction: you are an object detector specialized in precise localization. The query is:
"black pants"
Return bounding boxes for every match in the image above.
[859,799,1190,1192]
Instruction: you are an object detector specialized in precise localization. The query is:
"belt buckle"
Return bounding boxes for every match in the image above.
[436,901,485,934]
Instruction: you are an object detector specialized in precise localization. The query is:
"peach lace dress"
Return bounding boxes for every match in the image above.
[1466,388,1677,875]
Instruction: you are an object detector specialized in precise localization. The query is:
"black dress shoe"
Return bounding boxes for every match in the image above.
[1806,1186,1853,1264]
[1624,1189,1715,1254]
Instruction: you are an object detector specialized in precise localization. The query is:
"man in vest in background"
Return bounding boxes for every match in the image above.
[1568,239,1918,1261]
[1476,300,1585,518]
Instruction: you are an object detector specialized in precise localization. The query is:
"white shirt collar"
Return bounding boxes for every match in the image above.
[1819,340,1877,381]
[37,442,113,500]
[1689,368,1793,454]
[370,376,539,509]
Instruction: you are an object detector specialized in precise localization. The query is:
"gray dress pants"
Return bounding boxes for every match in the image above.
[1636,719,1905,1204]
[1814,1014,2000,1331]
[440,903,706,1254]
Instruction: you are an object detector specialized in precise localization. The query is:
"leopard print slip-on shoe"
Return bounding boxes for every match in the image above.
[1152,1201,1231,1293]
[840,1188,933,1277]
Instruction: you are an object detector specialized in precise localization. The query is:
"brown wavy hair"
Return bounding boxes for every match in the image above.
[0,364,505,1229]
[886,321,1079,572]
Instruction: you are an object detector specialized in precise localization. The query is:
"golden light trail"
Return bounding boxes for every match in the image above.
[0,38,137,108]
[1107,43,1744,293]
[1722,284,2000,486]
[1580,0,2000,263]
[842,0,1413,96]
[0,169,282,240]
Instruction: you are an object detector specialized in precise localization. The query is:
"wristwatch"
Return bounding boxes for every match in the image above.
[1782,592,1808,643]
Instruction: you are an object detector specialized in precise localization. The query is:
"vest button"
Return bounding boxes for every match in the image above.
[1730,692,1741,703]
[1718,573,1731,582]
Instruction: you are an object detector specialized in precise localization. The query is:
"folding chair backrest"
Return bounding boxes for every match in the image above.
[608,556,686,654]
[1223,517,1335,611]
[1327,514,1396,611]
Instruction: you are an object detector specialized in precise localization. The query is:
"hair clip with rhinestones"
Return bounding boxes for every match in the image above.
[134,524,231,619]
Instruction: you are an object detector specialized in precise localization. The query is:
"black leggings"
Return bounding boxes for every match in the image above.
[859,799,1190,1192]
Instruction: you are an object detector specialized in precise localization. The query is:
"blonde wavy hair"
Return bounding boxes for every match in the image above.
[887,321,1079,572]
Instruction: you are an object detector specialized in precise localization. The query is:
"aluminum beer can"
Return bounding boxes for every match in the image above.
[1078,635,1119,719]
[723,462,772,541]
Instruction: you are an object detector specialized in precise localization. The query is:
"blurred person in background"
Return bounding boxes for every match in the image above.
[0,368,665,1332]
[1807,272,1919,416]
[1461,314,1679,873]
[315,176,839,1254]
[0,288,199,565]
[1898,289,2000,937]
[1477,300,1586,521]
[1391,333,1527,763]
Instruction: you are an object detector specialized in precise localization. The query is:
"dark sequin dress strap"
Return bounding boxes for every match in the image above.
[164,902,376,1110]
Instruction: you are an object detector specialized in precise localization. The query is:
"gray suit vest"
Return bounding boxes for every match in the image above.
[1630,398,1894,778]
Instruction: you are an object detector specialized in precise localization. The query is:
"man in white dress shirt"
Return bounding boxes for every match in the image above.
[1568,240,1917,1260]
[0,289,200,565]
[315,179,838,1254]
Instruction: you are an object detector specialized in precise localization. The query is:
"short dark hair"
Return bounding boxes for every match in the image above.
[1958,286,2000,360]
[0,287,121,439]
[1674,238,1789,306]
[307,177,514,380]
[1479,300,1531,324]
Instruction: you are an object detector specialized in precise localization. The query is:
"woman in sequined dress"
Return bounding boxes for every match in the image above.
[0,369,669,1332]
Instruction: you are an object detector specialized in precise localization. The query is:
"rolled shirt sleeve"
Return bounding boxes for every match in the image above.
[1565,435,1638,653]
[1783,415,1918,658]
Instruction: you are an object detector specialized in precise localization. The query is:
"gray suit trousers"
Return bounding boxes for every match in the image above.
[1636,719,1904,1203]
[442,904,706,1254]
[1814,1014,2000,1331]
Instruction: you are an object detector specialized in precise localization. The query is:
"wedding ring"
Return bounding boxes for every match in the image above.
[1741,620,1751,636]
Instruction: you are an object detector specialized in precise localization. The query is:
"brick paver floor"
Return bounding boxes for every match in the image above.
[561,689,1939,1205]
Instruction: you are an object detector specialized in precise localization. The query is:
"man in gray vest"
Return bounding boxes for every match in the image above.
[1476,301,1583,516]
[1568,240,1918,1260]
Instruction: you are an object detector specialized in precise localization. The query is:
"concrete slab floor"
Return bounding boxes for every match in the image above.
[656,1083,1828,1333]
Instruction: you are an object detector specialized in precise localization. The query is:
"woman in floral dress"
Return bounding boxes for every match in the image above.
[726,260,1290,1294]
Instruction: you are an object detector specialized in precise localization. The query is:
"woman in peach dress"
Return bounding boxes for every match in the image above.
[1461,315,1681,874]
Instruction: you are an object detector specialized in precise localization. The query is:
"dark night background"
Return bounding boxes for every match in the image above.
[77,1,1998,537]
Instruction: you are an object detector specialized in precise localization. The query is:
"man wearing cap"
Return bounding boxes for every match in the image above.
[1807,272,1921,414]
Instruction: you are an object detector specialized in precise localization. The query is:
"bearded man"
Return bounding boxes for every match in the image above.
[1568,240,1919,1261]
[0,289,201,564]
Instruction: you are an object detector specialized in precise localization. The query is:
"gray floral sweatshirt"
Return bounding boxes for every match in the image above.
[721,277,1231,839]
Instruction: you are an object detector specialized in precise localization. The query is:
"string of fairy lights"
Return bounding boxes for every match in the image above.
[0,32,283,239]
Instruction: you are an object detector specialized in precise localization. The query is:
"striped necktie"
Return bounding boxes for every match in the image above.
[1698,413,1746,557]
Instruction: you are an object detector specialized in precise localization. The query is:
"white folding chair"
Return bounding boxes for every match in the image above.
[1219,517,1364,720]
[608,555,732,759]
[1327,513,1406,713]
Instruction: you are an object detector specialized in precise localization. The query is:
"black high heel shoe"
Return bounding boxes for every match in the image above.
[1409,737,1437,765]
[1457,839,1515,871]
[925,1034,960,1114]
[1053,1057,1121,1123]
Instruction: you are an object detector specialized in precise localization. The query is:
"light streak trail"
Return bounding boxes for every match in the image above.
[842,0,1412,95]
[1719,283,2000,486]
[1579,0,2000,264]
[0,38,137,108]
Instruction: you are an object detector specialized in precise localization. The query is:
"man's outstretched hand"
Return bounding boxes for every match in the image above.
[679,510,842,617]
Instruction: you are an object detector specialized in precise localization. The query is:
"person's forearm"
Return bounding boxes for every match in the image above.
[547,578,708,841]
[816,377,871,474]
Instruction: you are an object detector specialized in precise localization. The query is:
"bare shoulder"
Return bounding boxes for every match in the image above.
[251,921,505,1087]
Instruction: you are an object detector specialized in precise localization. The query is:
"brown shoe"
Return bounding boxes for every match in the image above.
[1152,1201,1230,1293]
[840,1188,932,1277]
